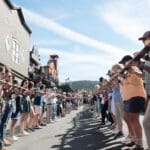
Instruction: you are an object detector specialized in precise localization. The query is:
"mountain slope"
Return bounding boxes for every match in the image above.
[70,80,98,91]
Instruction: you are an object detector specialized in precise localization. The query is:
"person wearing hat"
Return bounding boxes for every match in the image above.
[139,31,150,150]
[119,55,133,65]
[139,31,150,46]
[119,55,146,150]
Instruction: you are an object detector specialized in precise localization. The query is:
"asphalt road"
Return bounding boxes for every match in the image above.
[7,105,145,150]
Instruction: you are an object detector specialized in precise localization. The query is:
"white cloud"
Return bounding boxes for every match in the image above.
[31,39,68,47]
[96,0,150,43]
[22,7,129,56]
[41,7,71,22]
[39,48,118,65]
[38,48,119,81]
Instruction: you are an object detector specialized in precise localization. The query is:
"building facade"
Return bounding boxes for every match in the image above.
[0,0,31,79]
[29,47,59,87]
[29,46,41,81]
[47,55,59,87]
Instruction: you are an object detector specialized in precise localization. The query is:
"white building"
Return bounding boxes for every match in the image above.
[0,0,31,79]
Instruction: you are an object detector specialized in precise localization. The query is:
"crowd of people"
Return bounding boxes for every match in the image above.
[1,30,150,150]
[92,31,150,150]
[0,67,83,150]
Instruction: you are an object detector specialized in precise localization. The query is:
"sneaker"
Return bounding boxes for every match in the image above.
[13,136,19,140]
[34,125,42,129]
[8,136,19,142]
[121,136,132,144]
[105,121,112,126]
[50,120,55,123]
[28,128,35,132]
[3,139,12,146]
[23,131,29,135]
[25,128,32,133]
[114,131,124,139]
[19,131,29,136]
[131,144,144,150]
[112,128,119,134]
[54,119,59,122]
[40,123,46,126]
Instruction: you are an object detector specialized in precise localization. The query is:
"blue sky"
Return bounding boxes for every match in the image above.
[12,0,150,82]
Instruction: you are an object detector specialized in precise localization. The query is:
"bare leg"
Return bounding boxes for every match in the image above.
[129,113,143,146]
[130,113,142,138]
[10,119,18,137]
[20,113,26,133]
[24,113,29,129]
[111,113,117,125]
[124,112,135,137]
[28,111,35,128]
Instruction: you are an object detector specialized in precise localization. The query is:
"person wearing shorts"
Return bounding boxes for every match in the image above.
[34,87,43,128]
[119,55,146,150]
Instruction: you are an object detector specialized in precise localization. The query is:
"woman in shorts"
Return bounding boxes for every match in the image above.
[119,55,146,150]
[19,80,31,136]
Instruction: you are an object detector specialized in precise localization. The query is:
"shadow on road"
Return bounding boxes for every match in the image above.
[51,107,124,150]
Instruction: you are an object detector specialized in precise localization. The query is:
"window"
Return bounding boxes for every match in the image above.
[5,35,25,64]
[12,39,20,64]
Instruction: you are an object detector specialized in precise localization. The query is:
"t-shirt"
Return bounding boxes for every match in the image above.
[122,73,146,100]
[34,96,43,106]
[51,97,57,104]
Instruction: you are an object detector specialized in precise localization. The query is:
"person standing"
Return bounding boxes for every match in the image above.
[111,64,124,139]
[9,80,22,141]
[0,67,14,147]
[50,92,58,121]
[100,89,108,125]
[119,55,146,150]
[33,87,43,128]
[19,80,31,136]
[93,84,101,117]
[139,31,150,150]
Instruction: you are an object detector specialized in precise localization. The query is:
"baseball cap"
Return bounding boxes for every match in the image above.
[119,55,133,64]
[139,31,150,41]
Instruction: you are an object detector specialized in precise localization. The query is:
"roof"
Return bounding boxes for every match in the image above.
[4,0,32,34]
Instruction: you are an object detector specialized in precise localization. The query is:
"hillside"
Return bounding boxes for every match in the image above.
[70,80,99,91]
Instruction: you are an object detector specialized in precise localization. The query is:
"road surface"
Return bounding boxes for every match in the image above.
[7,105,147,150]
